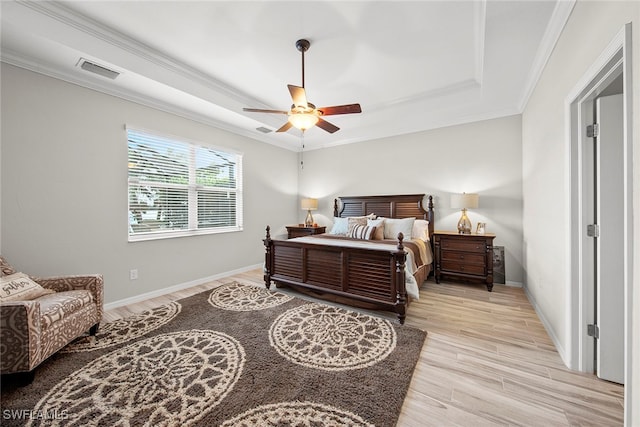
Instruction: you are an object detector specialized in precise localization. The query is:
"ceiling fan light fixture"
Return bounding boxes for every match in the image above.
[288,110,320,130]
[243,38,360,134]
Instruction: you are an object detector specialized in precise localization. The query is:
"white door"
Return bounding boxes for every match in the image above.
[595,94,624,384]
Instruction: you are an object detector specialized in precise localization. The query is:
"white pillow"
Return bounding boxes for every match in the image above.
[367,218,385,240]
[412,219,430,242]
[0,272,55,302]
[329,217,348,235]
[382,217,415,240]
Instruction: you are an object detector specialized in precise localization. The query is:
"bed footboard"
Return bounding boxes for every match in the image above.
[263,226,409,324]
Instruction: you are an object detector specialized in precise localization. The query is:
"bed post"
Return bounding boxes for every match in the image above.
[263,226,272,290]
[427,195,435,238]
[395,232,407,325]
[333,198,339,217]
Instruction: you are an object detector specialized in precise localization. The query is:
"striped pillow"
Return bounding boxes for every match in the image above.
[348,224,376,240]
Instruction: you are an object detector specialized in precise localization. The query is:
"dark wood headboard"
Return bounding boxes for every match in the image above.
[333,194,435,237]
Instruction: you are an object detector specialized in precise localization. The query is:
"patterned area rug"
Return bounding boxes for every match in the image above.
[0,282,426,426]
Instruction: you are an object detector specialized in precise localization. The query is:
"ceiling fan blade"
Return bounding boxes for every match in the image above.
[316,118,340,134]
[287,84,308,108]
[275,121,293,133]
[243,108,288,114]
[317,104,362,116]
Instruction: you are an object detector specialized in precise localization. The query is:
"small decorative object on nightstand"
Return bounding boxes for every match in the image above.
[433,231,496,291]
[286,225,326,239]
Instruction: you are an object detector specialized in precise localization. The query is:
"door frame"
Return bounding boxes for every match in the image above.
[566,23,633,420]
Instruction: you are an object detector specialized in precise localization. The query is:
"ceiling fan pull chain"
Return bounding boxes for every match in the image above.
[300,133,305,169]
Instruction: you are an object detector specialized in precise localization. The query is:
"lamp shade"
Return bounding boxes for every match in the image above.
[288,111,320,130]
[450,193,479,209]
[301,198,318,210]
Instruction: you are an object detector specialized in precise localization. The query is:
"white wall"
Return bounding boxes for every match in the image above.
[522,1,639,423]
[299,115,524,284]
[0,64,298,304]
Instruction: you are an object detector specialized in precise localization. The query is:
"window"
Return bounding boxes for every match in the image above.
[127,128,243,241]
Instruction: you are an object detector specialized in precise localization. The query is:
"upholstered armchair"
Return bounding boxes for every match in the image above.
[0,256,103,381]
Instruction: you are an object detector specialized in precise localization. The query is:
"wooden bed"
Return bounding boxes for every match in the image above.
[263,194,434,324]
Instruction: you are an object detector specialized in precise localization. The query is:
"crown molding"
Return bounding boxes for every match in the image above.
[316,105,522,151]
[1,51,299,153]
[5,0,552,153]
[364,1,485,112]
[517,0,576,111]
[474,0,487,85]
[2,49,517,155]
[14,1,264,109]
[366,78,480,113]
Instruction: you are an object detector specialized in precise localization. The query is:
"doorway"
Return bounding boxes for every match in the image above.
[567,22,632,419]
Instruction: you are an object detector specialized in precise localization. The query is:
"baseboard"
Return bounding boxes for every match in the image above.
[523,284,570,367]
[104,263,262,311]
[505,281,523,288]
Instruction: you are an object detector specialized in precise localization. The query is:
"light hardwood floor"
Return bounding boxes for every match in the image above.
[104,269,624,426]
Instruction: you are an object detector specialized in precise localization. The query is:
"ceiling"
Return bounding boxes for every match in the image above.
[1,1,574,152]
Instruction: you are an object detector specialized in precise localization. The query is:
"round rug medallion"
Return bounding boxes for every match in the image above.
[61,301,182,353]
[28,330,245,427]
[208,281,293,311]
[269,303,397,371]
[219,401,374,427]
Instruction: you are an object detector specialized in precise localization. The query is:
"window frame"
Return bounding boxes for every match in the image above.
[127,127,243,242]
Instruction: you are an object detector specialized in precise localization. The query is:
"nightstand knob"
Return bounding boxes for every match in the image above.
[459,254,465,259]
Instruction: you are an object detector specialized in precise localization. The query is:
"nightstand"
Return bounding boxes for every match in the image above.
[433,231,496,291]
[286,225,326,239]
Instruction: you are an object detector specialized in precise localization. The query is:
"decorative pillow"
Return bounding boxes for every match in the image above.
[367,218,385,240]
[412,219,430,242]
[347,217,368,234]
[382,217,416,240]
[329,217,349,235]
[0,272,55,303]
[329,214,376,235]
[348,224,376,240]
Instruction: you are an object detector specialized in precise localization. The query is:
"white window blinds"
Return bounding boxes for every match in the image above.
[127,128,243,241]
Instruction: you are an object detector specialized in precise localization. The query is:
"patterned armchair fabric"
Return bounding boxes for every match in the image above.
[0,256,103,376]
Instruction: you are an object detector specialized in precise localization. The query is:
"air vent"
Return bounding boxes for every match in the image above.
[256,127,272,134]
[77,58,120,80]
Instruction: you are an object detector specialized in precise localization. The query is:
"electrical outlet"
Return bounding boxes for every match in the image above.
[130,269,138,280]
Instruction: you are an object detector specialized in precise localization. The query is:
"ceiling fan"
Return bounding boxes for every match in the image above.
[243,39,362,134]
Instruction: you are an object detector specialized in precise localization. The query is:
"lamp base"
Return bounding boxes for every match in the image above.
[457,209,472,234]
[305,210,314,227]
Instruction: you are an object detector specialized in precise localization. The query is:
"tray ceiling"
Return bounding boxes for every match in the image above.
[1,1,574,151]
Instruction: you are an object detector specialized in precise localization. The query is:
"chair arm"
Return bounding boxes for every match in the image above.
[34,275,104,324]
[0,301,41,373]
[0,255,17,276]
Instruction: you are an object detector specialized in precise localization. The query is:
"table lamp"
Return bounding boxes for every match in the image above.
[301,198,318,227]
[450,193,479,234]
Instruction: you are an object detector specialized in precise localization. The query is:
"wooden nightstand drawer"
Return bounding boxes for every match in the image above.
[440,239,486,253]
[441,261,486,275]
[441,251,485,265]
[286,225,326,239]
